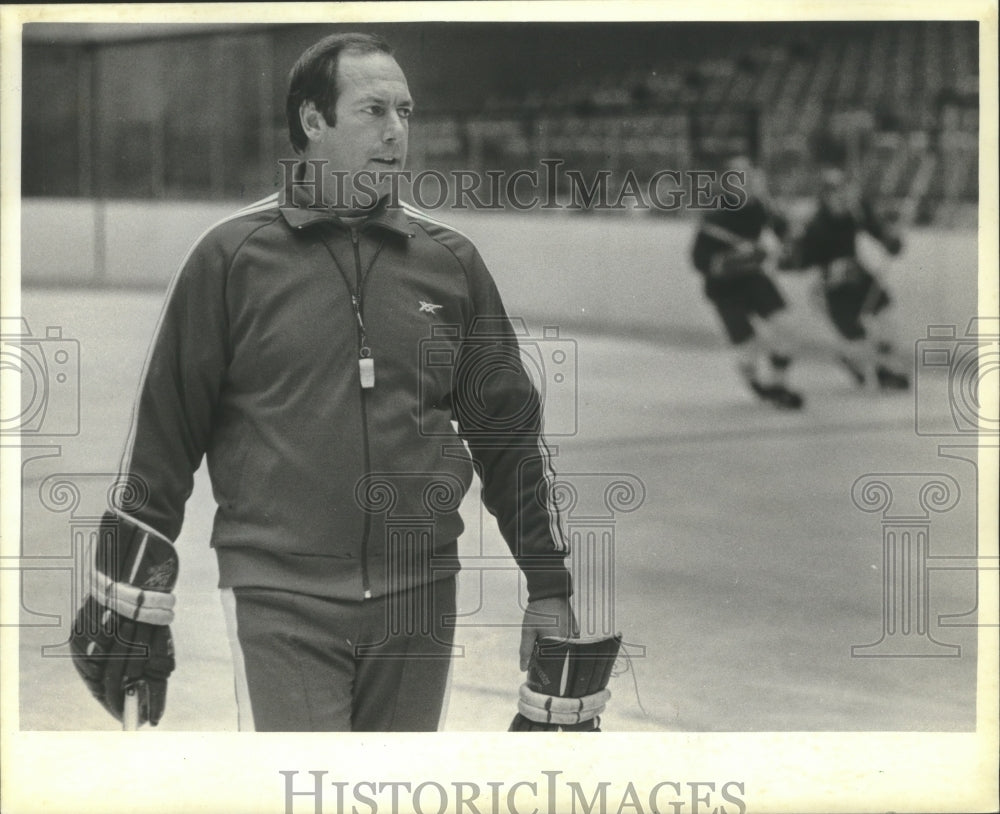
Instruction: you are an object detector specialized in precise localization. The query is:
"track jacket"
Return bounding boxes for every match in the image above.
[115,180,571,602]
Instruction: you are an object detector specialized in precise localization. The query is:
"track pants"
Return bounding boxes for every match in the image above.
[221,576,457,731]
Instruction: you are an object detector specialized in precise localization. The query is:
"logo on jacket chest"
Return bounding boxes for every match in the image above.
[418,300,443,315]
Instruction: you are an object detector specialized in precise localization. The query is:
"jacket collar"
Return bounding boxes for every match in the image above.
[279,163,415,239]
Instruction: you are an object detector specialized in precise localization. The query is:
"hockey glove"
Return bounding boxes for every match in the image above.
[509,634,622,731]
[826,257,867,287]
[709,245,768,279]
[70,512,178,726]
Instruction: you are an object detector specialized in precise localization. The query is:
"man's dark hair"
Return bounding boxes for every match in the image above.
[286,32,393,154]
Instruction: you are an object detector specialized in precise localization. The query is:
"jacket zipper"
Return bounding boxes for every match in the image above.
[350,226,374,600]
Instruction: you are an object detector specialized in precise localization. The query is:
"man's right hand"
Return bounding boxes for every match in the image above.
[69,512,179,726]
[71,598,175,725]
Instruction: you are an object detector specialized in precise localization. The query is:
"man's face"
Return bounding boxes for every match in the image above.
[306,50,412,208]
[819,168,855,214]
[724,156,765,199]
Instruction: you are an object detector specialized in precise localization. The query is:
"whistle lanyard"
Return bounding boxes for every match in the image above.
[322,227,384,390]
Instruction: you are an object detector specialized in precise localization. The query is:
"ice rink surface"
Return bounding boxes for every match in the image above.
[13,216,986,734]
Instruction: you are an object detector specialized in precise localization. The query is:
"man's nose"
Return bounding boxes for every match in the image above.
[382,111,406,141]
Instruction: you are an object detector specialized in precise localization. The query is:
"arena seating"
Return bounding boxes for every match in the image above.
[21,22,978,227]
[413,21,977,224]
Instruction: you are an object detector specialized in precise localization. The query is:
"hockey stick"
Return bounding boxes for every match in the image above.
[698,220,749,248]
[123,685,140,731]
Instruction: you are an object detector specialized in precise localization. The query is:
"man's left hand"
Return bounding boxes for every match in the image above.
[519,596,578,671]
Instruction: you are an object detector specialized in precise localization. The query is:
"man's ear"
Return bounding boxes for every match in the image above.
[299,101,330,143]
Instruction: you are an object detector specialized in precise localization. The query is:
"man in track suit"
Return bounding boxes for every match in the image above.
[71,32,574,731]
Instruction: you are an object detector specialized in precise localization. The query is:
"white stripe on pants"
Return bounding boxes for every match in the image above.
[220,587,256,732]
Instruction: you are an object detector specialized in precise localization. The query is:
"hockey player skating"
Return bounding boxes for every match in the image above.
[70,32,579,731]
[690,155,805,409]
[785,165,910,390]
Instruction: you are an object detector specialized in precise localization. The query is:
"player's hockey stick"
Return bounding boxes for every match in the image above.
[123,685,140,731]
[698,220,752,249]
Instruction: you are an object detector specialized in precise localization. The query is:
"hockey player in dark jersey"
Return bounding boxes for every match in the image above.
[691,155,804,409]
[787,165,910,390]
